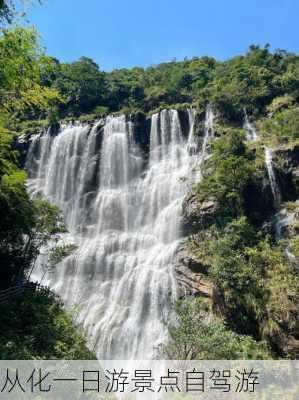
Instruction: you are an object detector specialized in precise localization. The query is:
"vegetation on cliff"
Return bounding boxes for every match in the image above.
[0,23,296,131]
[0,124,93,358]
[189,124,299,358]
[0,289,94,359]
[0,2,93,359]
[160,298,271,360]
[37,44,298,124]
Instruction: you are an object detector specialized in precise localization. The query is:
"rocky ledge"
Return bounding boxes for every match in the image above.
[175,242,212,299]
[182,194,217,235]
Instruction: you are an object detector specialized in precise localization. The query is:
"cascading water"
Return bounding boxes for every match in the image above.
[242,112,297,262]
[264,147,281,210]
[187,108,197,155]
[196,105,215,179]
[243,108,258,141]
[201,104,214,162]
[242,111,281,208]
[26,110,200,359]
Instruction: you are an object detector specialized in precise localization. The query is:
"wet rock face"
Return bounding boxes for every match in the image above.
[274,145,299,201]
[13,122,62,169]
[243,178,275,225]
[177,110,190,139]
[182,194,217,235]
[194,112,206,136]
[276,144,299,167]
[175,242,212,299]
[177,194,214,300]
[12,128,56,169]
[131,112,150,155]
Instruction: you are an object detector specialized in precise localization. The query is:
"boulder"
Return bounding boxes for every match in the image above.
[182,194,217,235]
[175,243,212,299]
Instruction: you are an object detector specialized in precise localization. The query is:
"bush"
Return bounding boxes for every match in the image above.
[258,107,299,145]
[160,298,271,360]
[0,290,95,359]
[197,217,299,356]
[196,129,255,222]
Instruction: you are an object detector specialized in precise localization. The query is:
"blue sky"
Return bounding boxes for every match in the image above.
[26,0,299,71]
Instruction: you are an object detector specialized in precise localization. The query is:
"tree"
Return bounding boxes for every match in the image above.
[206,218,264,336]
[258,106,299,145]
[207,45,298,121]
[160,298,271,360]
[0,127,68,289]
[196,129,255,221]
[0,0,14,24]
[53,57,105,116]
[0,290,95,359]
[195,216,299,355]
[0,1,42,26]
[0,27,61,120]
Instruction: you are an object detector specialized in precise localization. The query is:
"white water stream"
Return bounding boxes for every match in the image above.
[26,109,208,359]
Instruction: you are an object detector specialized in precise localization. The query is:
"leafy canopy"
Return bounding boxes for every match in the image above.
[161,298,271,360]
[0,27,61,119]
[196,128,255,221]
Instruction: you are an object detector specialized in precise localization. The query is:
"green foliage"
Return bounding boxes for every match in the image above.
[257,107,299,145]
[196,129,255,221]
[206,45,299,121]
[48,243,78,266]
[0,27,61,120]
[0,129,68,289]
[0,29,87,355]
[289,235,299,258]
[190,103,299,357]
[0,1,42,26]
[50,45,297,122]
[0,126,18,174]
[250,241,299,347]
[0,290,95,359]
[197,218,263,334]
[266,95,295,114]
[196,217,299,356]
[0,128,35,288]
[0,0,15,25]
[51,57,106,117]
[0,34,296,125]
[161,298,271,360]
[10,118,48,137]
[0,19,93,360]
[33,197,66,237]
[77,106,109,123]
[34,54,215,117]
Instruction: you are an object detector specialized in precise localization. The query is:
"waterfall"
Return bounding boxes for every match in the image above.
[26,110,199,359]
[242,111,281,208]
[243,109,258,141]
[187,108,197,155]
[243,114,297,266]
[275,208,294,239]
[265,147,281,209]
[197,104,214,176]
[243,111,297,264]
[275,207,299,267]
